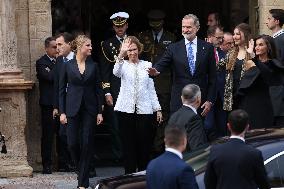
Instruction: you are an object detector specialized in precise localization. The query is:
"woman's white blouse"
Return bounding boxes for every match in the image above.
[113,59,161,114]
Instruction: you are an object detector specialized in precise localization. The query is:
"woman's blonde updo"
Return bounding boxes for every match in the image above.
[70,35,90,53]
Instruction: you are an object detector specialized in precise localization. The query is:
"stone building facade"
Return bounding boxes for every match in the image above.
[0,0,52,176]
[0,0,283,177]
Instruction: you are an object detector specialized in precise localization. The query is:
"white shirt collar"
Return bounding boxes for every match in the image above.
[184,36,197,46]
[165,147,183,159]
[230,135,245,142]
[65,51,74,61]
[183,103,197,114]
[273,29,284,38]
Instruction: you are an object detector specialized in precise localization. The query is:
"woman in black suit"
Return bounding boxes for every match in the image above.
[59,35,103,189]
[235,35,284,129]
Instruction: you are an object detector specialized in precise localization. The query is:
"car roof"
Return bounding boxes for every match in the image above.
[96,129,284,187]
[207,128,284,147]
[183,128,284,172]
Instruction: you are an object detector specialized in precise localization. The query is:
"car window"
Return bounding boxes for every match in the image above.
[264,151,284,188]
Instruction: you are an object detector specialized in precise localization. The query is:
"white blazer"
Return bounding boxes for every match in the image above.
[113,59,161,114]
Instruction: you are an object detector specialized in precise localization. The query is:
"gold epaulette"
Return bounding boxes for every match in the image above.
[102,82,111,89]
[101,41,116,63]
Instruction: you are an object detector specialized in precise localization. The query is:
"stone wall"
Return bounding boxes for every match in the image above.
[258,0,284,35]
[0,0,33,177]
[15,0,52,171]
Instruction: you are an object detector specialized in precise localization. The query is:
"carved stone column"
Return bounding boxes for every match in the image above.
[0,0,33,177]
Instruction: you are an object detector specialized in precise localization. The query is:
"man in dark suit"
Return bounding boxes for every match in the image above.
[266,9,284,127]
[53,32,75,115]
[36,37,57,174]
[204,109,270,189]
[148,14,216,116]
[168,84,207,151]
[99,12,129,162]
[204,25,227,139]
[138,9,176,156]
[53,32,75,172]
[267,9,284,62]
[146,126,199,189]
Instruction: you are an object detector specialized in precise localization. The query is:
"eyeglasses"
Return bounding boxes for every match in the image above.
[214,36,224,40]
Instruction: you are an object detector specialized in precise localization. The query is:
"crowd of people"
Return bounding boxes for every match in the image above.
[36,8,284,189]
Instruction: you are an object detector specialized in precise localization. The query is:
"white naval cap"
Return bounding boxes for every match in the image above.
[110,12,129,26]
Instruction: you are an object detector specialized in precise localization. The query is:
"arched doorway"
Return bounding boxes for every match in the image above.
[50,0,250,162]
[51,0,249,61]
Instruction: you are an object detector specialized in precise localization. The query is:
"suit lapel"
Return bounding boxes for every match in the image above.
[69,59,82,80]
[195,39,206,72]
[178,40,189,72]
[83,60,94,82]
[159,31,165,43]
[114,36,122,48]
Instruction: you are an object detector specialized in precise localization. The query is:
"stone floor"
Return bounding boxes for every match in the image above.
[0,167,124,189]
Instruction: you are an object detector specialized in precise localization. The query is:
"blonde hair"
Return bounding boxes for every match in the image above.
[226,23,252,71]
[70,35,90,53]
[126,36,144,54]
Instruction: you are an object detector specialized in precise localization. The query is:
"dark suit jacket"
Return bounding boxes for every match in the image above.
[274,32,284,63]
[59,58,103,117]
[204,138,270,189]
[146,151,199,189]
[154,38,216,113]
[139,30,176,94]
[100,36,121,101]
[168,105,207,151]
[270,32,284,117]
[216,48,226,103]
[36,54,55,106]
[53,56,64,109]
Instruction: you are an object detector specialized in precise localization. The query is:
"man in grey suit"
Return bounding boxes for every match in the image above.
[266,9,284,127]
[168,84,207,151]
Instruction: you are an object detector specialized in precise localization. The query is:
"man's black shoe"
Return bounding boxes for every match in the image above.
[42,167,52,174]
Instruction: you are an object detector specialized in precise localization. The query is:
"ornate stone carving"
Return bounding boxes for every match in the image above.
[0,0,34,178]
[0,0,18,72]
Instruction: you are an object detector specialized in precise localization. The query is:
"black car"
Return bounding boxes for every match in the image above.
[95,128,284,189]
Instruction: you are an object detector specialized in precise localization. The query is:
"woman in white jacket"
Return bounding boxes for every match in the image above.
[113,36,162,174]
